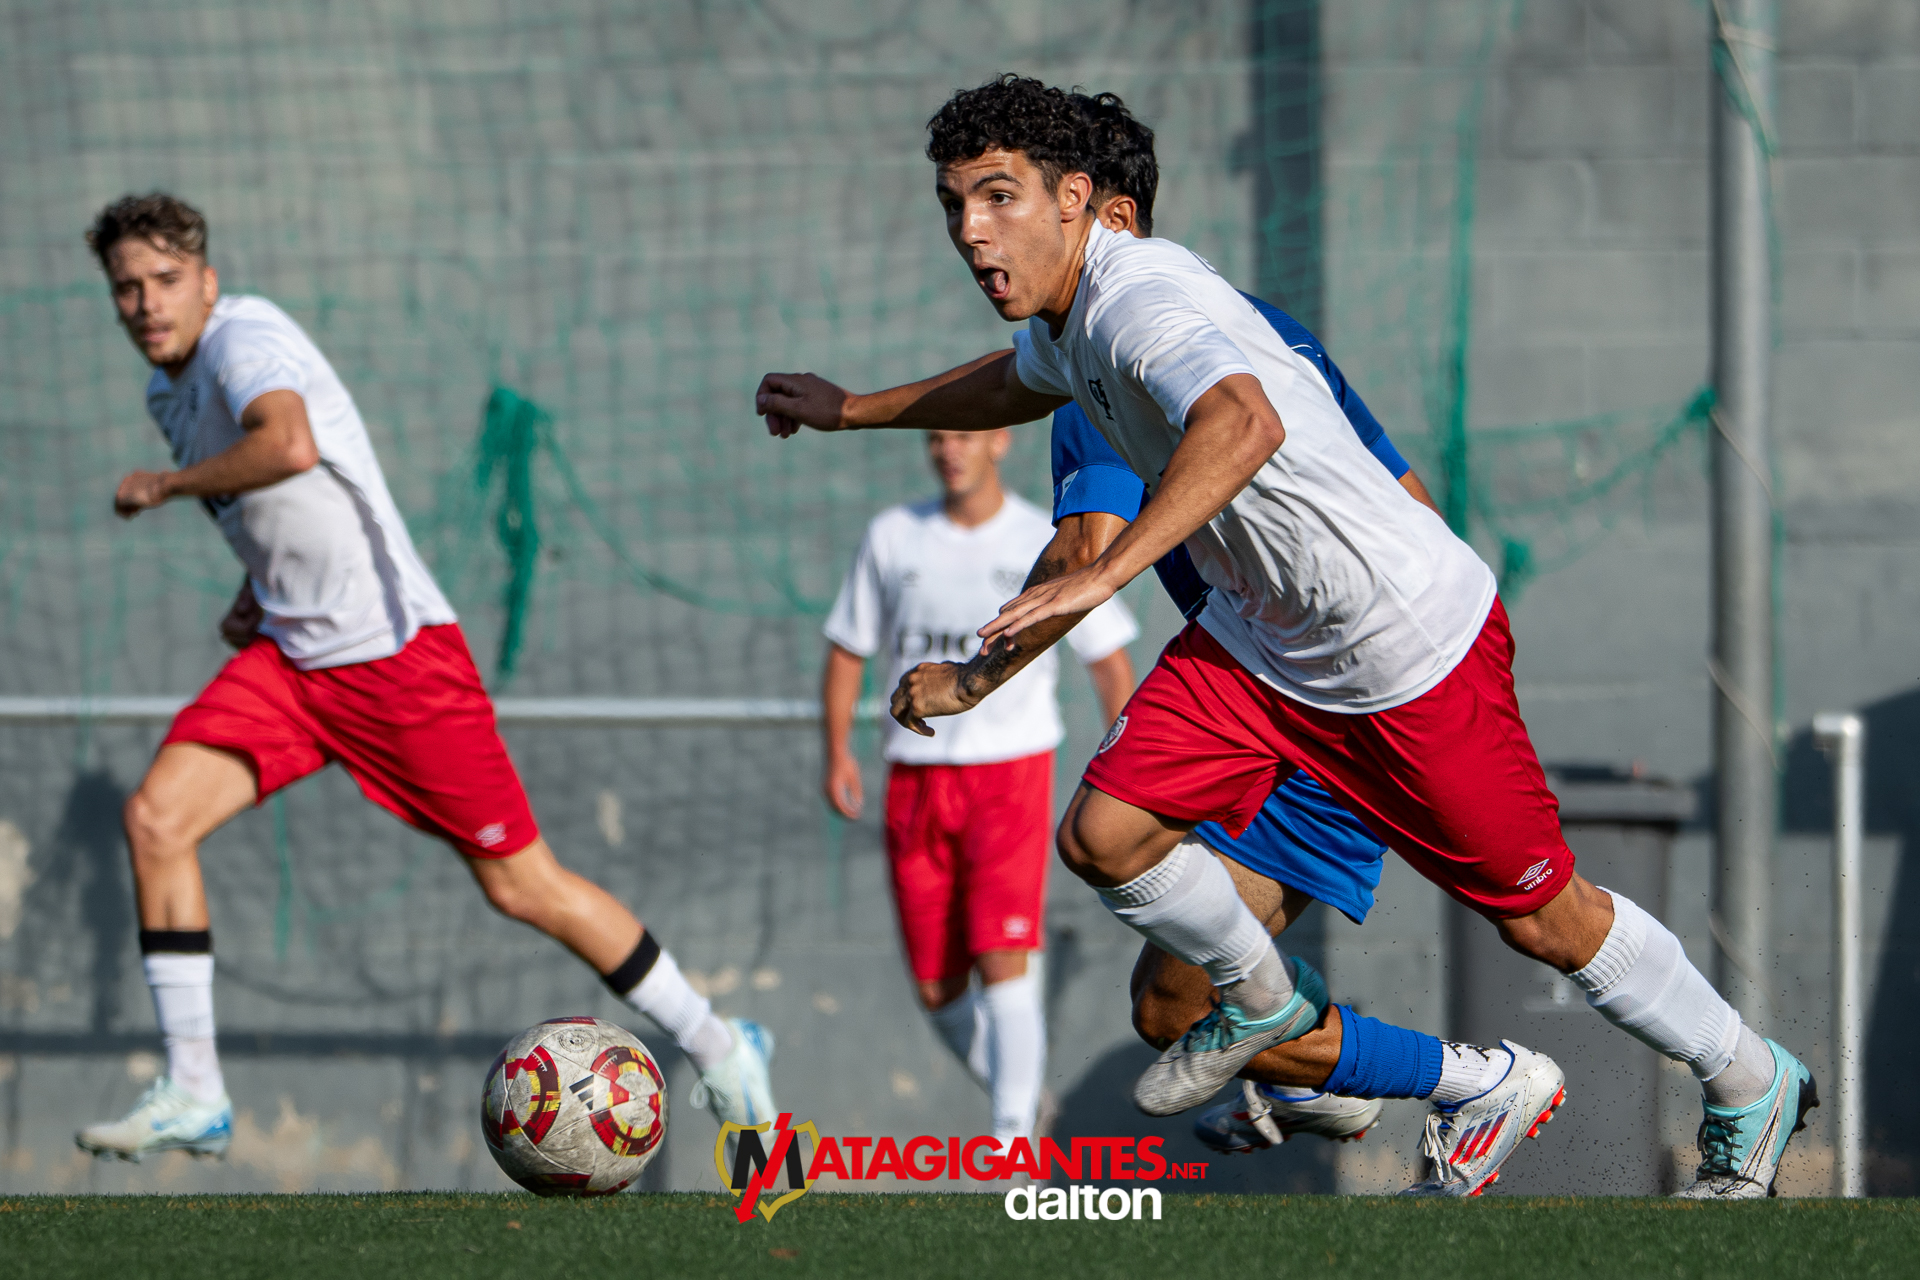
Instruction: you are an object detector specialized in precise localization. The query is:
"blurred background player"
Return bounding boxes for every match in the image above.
[820,426,1137,1144]
[760,76,1815,1200]
[74,193,775,1162]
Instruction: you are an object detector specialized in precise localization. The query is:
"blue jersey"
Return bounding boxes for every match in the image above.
[1049,293,1394,922]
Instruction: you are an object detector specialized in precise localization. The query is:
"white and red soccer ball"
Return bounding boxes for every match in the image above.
[482,1017,668,1195]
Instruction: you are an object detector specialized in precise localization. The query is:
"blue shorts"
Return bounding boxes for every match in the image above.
[1194,771,1387,924]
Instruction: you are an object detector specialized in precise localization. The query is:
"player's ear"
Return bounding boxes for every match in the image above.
[1101,197,1138,235]
[1061,171,1094,222]
[988,428,1013,463]
[200,261,219,305]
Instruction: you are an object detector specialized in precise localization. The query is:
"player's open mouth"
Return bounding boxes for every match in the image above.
[974,267,1011,301]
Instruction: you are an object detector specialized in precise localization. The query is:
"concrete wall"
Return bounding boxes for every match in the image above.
[1321,0,1920,1195]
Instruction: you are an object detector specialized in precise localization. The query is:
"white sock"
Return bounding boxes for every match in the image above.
[1700,1025,1778,1110]
[1095,839,1290,1002]
[622,949,735,1071]
[928,990,990,1090]
[1429,1042,1513,1106]
[981,973,1045,1142]
[143,953,225,1104]
[1569,888,1771,1108]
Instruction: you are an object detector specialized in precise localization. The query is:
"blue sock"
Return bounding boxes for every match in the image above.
[1320,1004,1444,1099]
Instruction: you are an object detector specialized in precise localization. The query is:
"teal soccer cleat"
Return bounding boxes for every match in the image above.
[689,1017,778,1130]
[75,1077,232,1162]
[1133,957,1329,1117]
[1674,1039,1817,1200]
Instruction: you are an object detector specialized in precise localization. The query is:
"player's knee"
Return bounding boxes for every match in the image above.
[1054,806,1115,883]
[122,789,191,863]
[478,875,546,926]
[1495,910,1579,971]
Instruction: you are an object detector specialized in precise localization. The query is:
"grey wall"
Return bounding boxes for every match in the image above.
[1321,0,1920,1196]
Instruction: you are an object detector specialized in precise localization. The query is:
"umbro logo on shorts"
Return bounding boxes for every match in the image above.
[1515,858,1555,891]
[474,823,509,849]
[1097,715,1128,755]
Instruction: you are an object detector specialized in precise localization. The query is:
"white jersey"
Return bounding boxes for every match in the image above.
[144,295,456,669]
[1013,222,1496,713]
[823,493,1139,766]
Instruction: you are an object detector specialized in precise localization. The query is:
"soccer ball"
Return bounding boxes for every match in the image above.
[482,1017,668,1195]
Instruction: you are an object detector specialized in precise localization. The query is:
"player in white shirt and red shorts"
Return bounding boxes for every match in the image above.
[821,427,1136,1143]
[74,193,776,1164]
[760,77,1816,1199]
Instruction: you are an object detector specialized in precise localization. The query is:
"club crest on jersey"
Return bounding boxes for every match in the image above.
[1515,858,1555,891]
[1097,714,1127,755]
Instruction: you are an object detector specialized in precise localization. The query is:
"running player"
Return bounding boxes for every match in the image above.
[76,193,776,1162]
[822,427,1137,1144]
[756,77,1815,1199]
[922,92,1549,1174]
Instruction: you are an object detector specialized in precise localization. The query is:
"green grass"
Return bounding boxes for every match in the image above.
[0,1192,1915,1280]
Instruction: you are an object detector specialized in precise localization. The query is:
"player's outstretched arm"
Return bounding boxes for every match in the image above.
[890,511,1126,736]
[979,373,1285,647]
[756,350,1067,439]
[114,389,319,517]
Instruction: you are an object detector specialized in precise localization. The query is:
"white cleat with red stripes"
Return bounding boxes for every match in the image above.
[1400,1041,1566,1197]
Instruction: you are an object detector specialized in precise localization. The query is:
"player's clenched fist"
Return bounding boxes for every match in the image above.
[755,371,855,438]
[114,469,175,517]
[889,660,981,738]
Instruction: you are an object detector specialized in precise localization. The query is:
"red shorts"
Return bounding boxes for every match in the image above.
[162,624,540,859]
[883,751,1053,983]
[1082,600,1572,918]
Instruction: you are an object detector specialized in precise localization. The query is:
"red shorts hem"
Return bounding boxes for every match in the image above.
[161,625,540,860]
[1083,604,1573,919]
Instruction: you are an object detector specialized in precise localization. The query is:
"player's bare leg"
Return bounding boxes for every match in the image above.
[1056,784,1327,1115]
[466,838,776,1134]
[920,949,1046,1143]
[78,743,256,1160]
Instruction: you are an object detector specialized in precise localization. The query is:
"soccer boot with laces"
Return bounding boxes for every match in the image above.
[1194,1079,1384,1154]
[75,1077,232,1162]
[1400,1041,1565,1197]
[689,1017,777,1131]
[1133,956,1329,1117]
[1674,1039,1816,1200]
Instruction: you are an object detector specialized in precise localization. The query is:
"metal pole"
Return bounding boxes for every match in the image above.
[1814,712,1866,1198]
[1708,0,1777,1027]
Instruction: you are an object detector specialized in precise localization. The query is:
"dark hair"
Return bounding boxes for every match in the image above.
[926,74,1089,194]
[86,192,208,269]
[1075,92,1158,236]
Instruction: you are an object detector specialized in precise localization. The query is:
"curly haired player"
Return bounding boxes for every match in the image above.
[755,76,1815,1199]
[75,193,776,1162]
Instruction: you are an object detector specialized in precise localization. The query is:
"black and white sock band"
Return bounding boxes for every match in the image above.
[139,929,212,955]
[601,931,661,997]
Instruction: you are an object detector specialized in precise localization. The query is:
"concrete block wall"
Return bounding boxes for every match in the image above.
[1323,0,1920,1195]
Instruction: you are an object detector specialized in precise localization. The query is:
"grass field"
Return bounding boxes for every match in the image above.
[0,1192,1915,1279]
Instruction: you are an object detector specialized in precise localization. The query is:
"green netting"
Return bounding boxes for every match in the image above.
[0,0,1725,1016]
